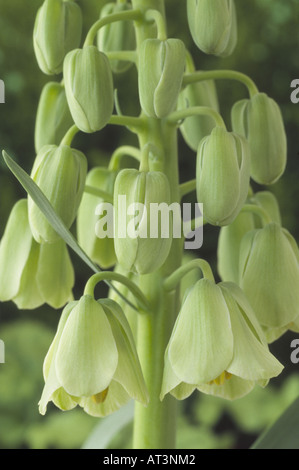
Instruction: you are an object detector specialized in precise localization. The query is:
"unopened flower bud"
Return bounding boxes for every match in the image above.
[33,0,82,75]
[138,38,186,118]
[113,169,173,274]
[34,81,74,153]
[187,0,237,57]
[196,127,250,226]
[63,46,114,133]
[240,222,299,328]
[77,167,117,269]
[231,93,287,185]
[97,2,136,74]
[28,145,87,244]
[178,79,219,151]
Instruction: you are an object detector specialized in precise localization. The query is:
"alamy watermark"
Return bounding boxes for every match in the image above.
[94,198,203,250]
[0,79,5,104]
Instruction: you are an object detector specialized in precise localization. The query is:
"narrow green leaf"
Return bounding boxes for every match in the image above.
[1,150,139,312]
[81,401,134,449]
[251,396,299,449]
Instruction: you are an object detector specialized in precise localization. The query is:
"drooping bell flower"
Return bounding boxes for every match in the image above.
[28,145,87,244]
[33,0,82,75]
[196,126,250,226]
[231,93,287,185]
[161,279,283,401]
[38,296,149,416]
[0,199,74,309]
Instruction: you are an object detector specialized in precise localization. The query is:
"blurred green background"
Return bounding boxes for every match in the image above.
[0,0,299,449]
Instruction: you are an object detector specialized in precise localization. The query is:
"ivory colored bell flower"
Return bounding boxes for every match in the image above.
[97,2,136,74]
[38,296,148,417]
[0,200,74,309]
[196,127,250,226]
[178,78,219,151]
[34,82,73,153]
[240,222,299,329]
[161,279,283,401]
[138,38,186,118]
[28,145,87,244]
[63,46,114,133]
[77,167,117,269]
[113,169,173,274]
[231,93,287,185]
[187,0,237,57]
[33,0,82,75]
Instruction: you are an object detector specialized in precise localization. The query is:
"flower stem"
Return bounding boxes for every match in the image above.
[167,106,227,129]
[163,258,215,292]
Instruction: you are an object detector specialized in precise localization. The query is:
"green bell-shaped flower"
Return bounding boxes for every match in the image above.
[196,126,250,226]
[97,2,136,74]
[63,45,114,133]
[0,200,74,309]
[113,169,173,274]
[187,0,237,57]
[33,0,82,75]
[217,211,255,283]
[239,222,299,329]
[77,167,117,269]
[178,78,219,151]
[231,93,287,185]
[38,295,148,417]
[34,81,74,153]
[28,145,87,244]
[138,38,186,118]
[161,279,283,401]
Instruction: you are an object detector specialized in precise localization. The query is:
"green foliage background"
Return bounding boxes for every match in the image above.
[0,0,299,449]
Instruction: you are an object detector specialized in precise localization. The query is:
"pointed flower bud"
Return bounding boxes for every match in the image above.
[161,279,283,401]
[63,45,114,133]
[0,200,74,309]
[231,93,287,185]
[217,211,255,283]
[178,78,219,151]
[33,0,82,75]
[138,38,186,118]
[34,81,74,153]
[77,167,117,269]
[38,296,148,416]
[187,0,237,57]
[240,222,299,329]
[113,169,173,274]
[196,126,250,226]
[97,2,136,74]
[28,145,87,244]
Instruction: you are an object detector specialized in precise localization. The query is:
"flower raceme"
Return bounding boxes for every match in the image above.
[161,279,283,401]
[38,296,149,417]
[33,0,82,75]
[28,145,87,244]
[0,200,74,309]
[187,0,237,57]
[196,127,250,226]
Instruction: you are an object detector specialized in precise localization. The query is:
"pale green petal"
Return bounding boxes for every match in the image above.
[100,299,149,406]
[37,239,74,308]
[222,289,284,381]
[51,388,78,412]
[160,345,183,400]
[55,295,118,397]
[197,375,255,400]
[168,279,233,385]
[169,382,197,401]
[0,199,33,301]
[79,380,130,418]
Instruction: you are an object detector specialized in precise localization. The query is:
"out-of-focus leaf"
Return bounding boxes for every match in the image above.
[81,401,134,449]
[251,395,299,449]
